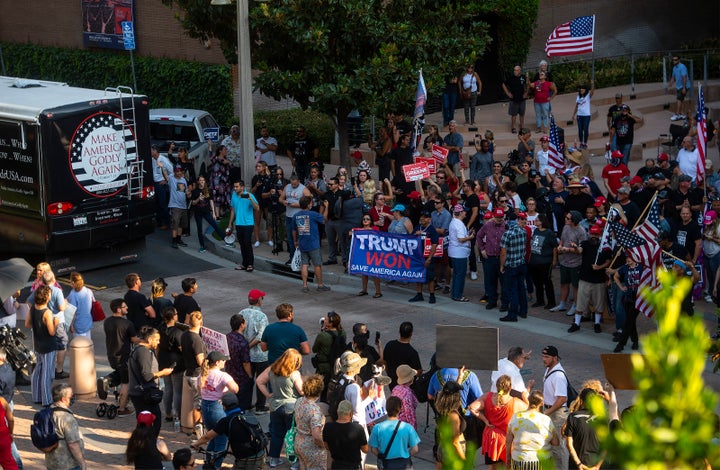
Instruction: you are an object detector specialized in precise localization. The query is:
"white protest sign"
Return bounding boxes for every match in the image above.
[200,326,229,356]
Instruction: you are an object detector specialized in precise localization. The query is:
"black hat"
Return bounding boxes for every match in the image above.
[420,211,432,218]
[542,345,560,358]
[441,380,462,394]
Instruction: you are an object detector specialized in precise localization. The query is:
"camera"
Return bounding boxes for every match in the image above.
[269,179,284,214]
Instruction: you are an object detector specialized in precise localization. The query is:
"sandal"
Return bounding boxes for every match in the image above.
[373,293,383,298]
[235,265,246,271]
[246,266,254,272]
[357,291,368,296]
[452,297,470,302]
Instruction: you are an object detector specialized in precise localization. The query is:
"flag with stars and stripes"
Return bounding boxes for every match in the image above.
[610,221,661,269]
[635,194,660,242]
[636,266,661,317]
[411,70,426,154]
[545,15,595,57]
[697,84,707,182]
[595,207,618,263]
[548,115,565,170]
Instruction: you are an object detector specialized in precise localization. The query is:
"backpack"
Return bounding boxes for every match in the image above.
[546,369,579,405]
[229,411,268,458]
[31,407,69,453]
[327,373,354,420]
[327,331,346,369]
[410,366,439,403]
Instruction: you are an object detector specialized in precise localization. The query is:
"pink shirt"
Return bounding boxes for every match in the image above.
[201,369,234,401]
[391,384,419,429]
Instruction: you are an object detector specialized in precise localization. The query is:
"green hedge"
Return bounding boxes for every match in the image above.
[0,42,235,124]
[254,109,335,163]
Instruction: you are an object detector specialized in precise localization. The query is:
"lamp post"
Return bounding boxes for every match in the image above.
[211,0,255,184]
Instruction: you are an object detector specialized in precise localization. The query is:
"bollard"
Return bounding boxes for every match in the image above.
[69,336,96,396]
[180,376,195,433]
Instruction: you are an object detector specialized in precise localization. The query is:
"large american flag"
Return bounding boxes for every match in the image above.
[548,114,565,170]
[697,84,707,182]
[545,15,595,57]
[636,266,661,317]
[411,70,426,154]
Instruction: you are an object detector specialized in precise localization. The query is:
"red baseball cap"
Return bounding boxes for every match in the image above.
[137,411,156,427]
[629,176,643,186]
[483,212,492,220]
[517,212,527,219]
[657,152,669,162]
[492,208,505,218]
[589,225,602,236]
[248,289,266,301]
[407,190,422,200]
[611,150,624,159]
[594,196,607,207]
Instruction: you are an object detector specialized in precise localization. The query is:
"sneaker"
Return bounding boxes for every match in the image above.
[566,304,577,317]
[705,294,714,303]
[268,240,274,247]
[117,409,134,417]
[301,286,310,293]
[429,294,436,304]
[198,247,207,253]
[55,371,69,380]
[254,241,261,247]
[254,406,270,415]
[317,285,331,292]
[269,458,283,468]
[499,316,517,322]
[568,323,580,333]
[408,293,424,302]
[613,343,624,353]
[631,342,639,350]
[594,323,602,333]
[549,302,567,312]
[177,239,188,247]
[470,272,478,280]
[97,377,108,400]
[225,242,234,247]
[670,114,683,121]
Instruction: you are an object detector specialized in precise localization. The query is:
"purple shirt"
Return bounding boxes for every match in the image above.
[477,220,506,256]
[226,331,252,386]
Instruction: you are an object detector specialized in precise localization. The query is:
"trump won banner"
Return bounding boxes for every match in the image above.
[349,230,426,282]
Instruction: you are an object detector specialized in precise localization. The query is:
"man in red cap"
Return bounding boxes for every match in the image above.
[568,224,612,334]
[477,208,507,310]
[601,151,629,200]
[239,289,270,413]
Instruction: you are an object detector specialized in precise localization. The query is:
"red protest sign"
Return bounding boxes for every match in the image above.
[431,144,448,163]
[403,162,430,182]
[415,156,436,174]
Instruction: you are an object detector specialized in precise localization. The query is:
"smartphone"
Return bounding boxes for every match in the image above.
[241,193,250,199]
[375,331,381,343]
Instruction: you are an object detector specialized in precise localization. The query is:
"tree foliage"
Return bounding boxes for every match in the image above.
[589,271,719,469]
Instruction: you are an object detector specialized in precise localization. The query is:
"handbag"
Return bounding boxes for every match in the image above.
[284,414,297,463]
[461,88,472,100]
[143,387,164,404]
[91,299,106,322]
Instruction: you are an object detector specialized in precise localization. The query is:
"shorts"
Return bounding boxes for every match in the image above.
[185,374,202,410]
[576,280,607,313]
[559,265,580,287]
[676,89,686,101]
[107,364,130,386]
[301,249,322,266]
[425,260,437,282]
[170,208,188,230]
[508,100,526,117]
[55,322,69,351]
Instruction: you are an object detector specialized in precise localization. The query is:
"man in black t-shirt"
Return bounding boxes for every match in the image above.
[123,273,155,330]
[174,277,201,324]
[568,225,611,334]
[100,298,139,416]
[286,126,318,182]
[461,180,480,279]
[383,322,422,389]
[501,66,528,133]
[323,400,368,469]
[658,231,691,271]
[322,177,348,265]
[675,206,702,263]
[181,311,206,428]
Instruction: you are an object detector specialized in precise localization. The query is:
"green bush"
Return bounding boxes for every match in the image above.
[254,108,335,163]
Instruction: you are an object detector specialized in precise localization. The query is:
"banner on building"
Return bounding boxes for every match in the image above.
[82,0,135,50]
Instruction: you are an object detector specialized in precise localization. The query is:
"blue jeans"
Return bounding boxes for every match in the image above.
[534,102,550,130]
[202,399,228,468]
[617,143,632,166]
[285,216,296,259]
[442,92,458,125]
[504,264,528,319]
[195,211,224,249]
[483,256,501,304]
[269,404,295,458]
[450,257,468,299]
[154,183,170,226]
[577,115,591,144]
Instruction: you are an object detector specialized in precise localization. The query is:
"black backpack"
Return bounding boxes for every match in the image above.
[410,353,439,403]
[327,373,354,420]
[229,411,268,458]
[327,331,346,368]
[31,407,69,453]
[546,369,579,405]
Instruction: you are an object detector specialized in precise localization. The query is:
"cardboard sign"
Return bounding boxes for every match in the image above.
[600,354,638,390]
[436,325,499,370]
[415,156,436,174]
[459,153,467,170]
[365,397,387,425]
[422,235,444,257]
[403,162,430,182]
[431,144,448,163]
[200,326,229,356]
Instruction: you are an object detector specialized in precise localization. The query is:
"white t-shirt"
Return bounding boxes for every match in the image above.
[677,147,699,181]
[543,364,568,406]
[576,94,591,117]
[491,357,526,394]
[448,218,470,258]
[256,136,278,166]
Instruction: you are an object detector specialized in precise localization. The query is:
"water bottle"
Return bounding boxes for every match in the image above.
[174,418,180,433]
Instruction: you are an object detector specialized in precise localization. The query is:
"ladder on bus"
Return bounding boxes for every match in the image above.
[105,86,144,200]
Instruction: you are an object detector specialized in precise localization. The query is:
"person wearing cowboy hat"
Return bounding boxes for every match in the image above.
[565,148,583,168]
[601,150,629,201]
[564,178,595,215]
[339,353,375,429]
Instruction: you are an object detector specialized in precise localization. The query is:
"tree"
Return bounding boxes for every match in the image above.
[589,270,719,469]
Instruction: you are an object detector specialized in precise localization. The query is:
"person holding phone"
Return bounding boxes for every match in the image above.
[448,204,474,302]
[227,180,260,272]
